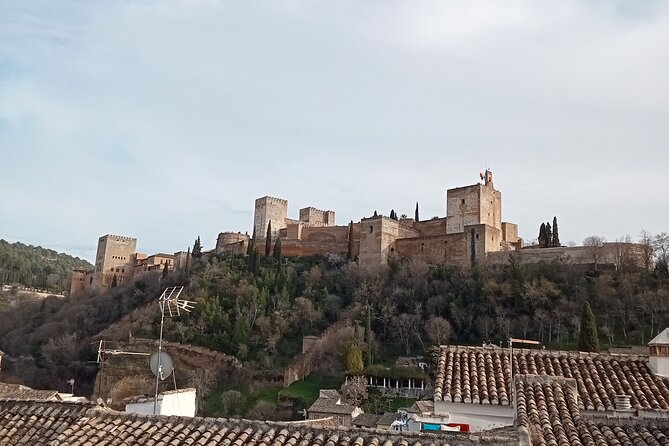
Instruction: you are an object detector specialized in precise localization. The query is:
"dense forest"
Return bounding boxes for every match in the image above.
[1,244,669,401]
[0,239,93,292]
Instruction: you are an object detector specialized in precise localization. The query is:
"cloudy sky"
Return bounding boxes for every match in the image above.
[1,1,668,262]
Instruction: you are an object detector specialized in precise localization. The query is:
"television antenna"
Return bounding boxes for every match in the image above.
[153,286,195,415]
[94,340,151,400]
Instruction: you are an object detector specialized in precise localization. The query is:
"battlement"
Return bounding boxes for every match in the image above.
[299,207,335,227]
[255,196,288,205]
[100,234,137,242]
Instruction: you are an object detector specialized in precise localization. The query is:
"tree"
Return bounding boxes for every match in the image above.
[192,236,202,259]
[342,342,364,373]
[341,375,368,407]
[247,228,256,256]
[552,216,560,247]
[583,235,605,271]
[162,262,168,279]
[373,210,378,217]
[545,222,552,248]
[578,301,599,352]
[639,229,654,271]
[538,223,546,247]
[425,316,453,345]
[111,274,118,288]
[415,202,420,222]
[347,221,354,260]
[273,237,282,262]
[265,222,272,257]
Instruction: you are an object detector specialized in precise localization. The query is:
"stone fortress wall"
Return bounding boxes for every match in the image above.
[77,169,645,297]
[216,169,643,270]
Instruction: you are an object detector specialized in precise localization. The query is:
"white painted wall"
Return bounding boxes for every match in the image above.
[125,389,197,417]
[434,401,514,432]
[649,356,669,378]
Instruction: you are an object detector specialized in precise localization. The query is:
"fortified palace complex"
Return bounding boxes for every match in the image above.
[70,170,641,296]
[217,169,640,267]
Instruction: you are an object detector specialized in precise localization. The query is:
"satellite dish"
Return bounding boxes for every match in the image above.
[150,351,174,380]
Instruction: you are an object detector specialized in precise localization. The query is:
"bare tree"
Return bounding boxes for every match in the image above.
[583,235,606,271]
[341,375,368,407]
[425,316,453,345]
[639,230,655,271]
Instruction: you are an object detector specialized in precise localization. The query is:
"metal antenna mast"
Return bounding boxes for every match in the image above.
[153,286,195,415]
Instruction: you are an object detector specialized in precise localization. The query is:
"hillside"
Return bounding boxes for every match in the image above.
[0,239,93,292]
[1,249,669,416]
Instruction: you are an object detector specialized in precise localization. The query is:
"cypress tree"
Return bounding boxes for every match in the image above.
[545,222,552,248]
[552,216,560,247]
[247,228,256,256]
[347,221,354,260]
[265,221,272,257]
[373,210,378,217]
[579,301,599,352]
[192,236,202,259]
[539,223,546,247]
[415,202,420,222]
[365,298,373,366]
[162,262,169,279]
[273,236,282,262]
[185,247,191,276]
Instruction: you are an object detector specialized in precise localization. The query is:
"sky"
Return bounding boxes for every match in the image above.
[1,0,668,262]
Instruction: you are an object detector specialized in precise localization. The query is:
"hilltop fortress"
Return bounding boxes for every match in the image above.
[218,169,642,269]
[71,170,643,296]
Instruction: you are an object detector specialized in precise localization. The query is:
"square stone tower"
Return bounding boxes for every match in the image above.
[446,170,501,234]
[93,235,137,289]
[254,196,288,239]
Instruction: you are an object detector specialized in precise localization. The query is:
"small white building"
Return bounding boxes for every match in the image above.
[648,328,669,377]
[124,388,197,417]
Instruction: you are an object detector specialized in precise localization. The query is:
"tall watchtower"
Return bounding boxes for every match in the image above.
[254,196,288,239]
[446,169,502,234]
[94,234,137,273]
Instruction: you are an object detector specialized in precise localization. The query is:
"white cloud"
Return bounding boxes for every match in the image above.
[0,0,667,259]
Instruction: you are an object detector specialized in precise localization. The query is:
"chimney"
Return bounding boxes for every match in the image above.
[614,394,632,412]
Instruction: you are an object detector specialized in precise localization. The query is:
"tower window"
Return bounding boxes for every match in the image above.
[476,234,479,239]
[370,226,373,233]
[461,199,465,204]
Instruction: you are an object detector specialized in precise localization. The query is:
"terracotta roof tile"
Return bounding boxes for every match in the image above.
[0,399,516,446]
[434,345,669,410]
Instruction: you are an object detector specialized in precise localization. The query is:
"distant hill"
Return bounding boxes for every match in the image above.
[0,239,93,292]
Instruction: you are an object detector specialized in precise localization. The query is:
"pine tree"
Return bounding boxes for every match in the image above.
[192,236,202,259]
[545,222,552,248]
[579,301,599,352]
[162,262,169,279]
[552,216,560,247]
[265,221,272,257]
[111,274,118,288]
[415,202,420,222]
[347,221,354,260]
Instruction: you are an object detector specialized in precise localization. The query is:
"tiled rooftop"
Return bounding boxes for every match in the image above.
[433,345,669,410]
[0,399,515,446]
[515,374,669,446]
[0,382,60,401]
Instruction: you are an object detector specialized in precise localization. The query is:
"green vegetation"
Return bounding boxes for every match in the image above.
[203,384,282,418]
[3,233,669,411]
[579,300,599,352]
[279,373,343,407]
[0,239,92,292]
